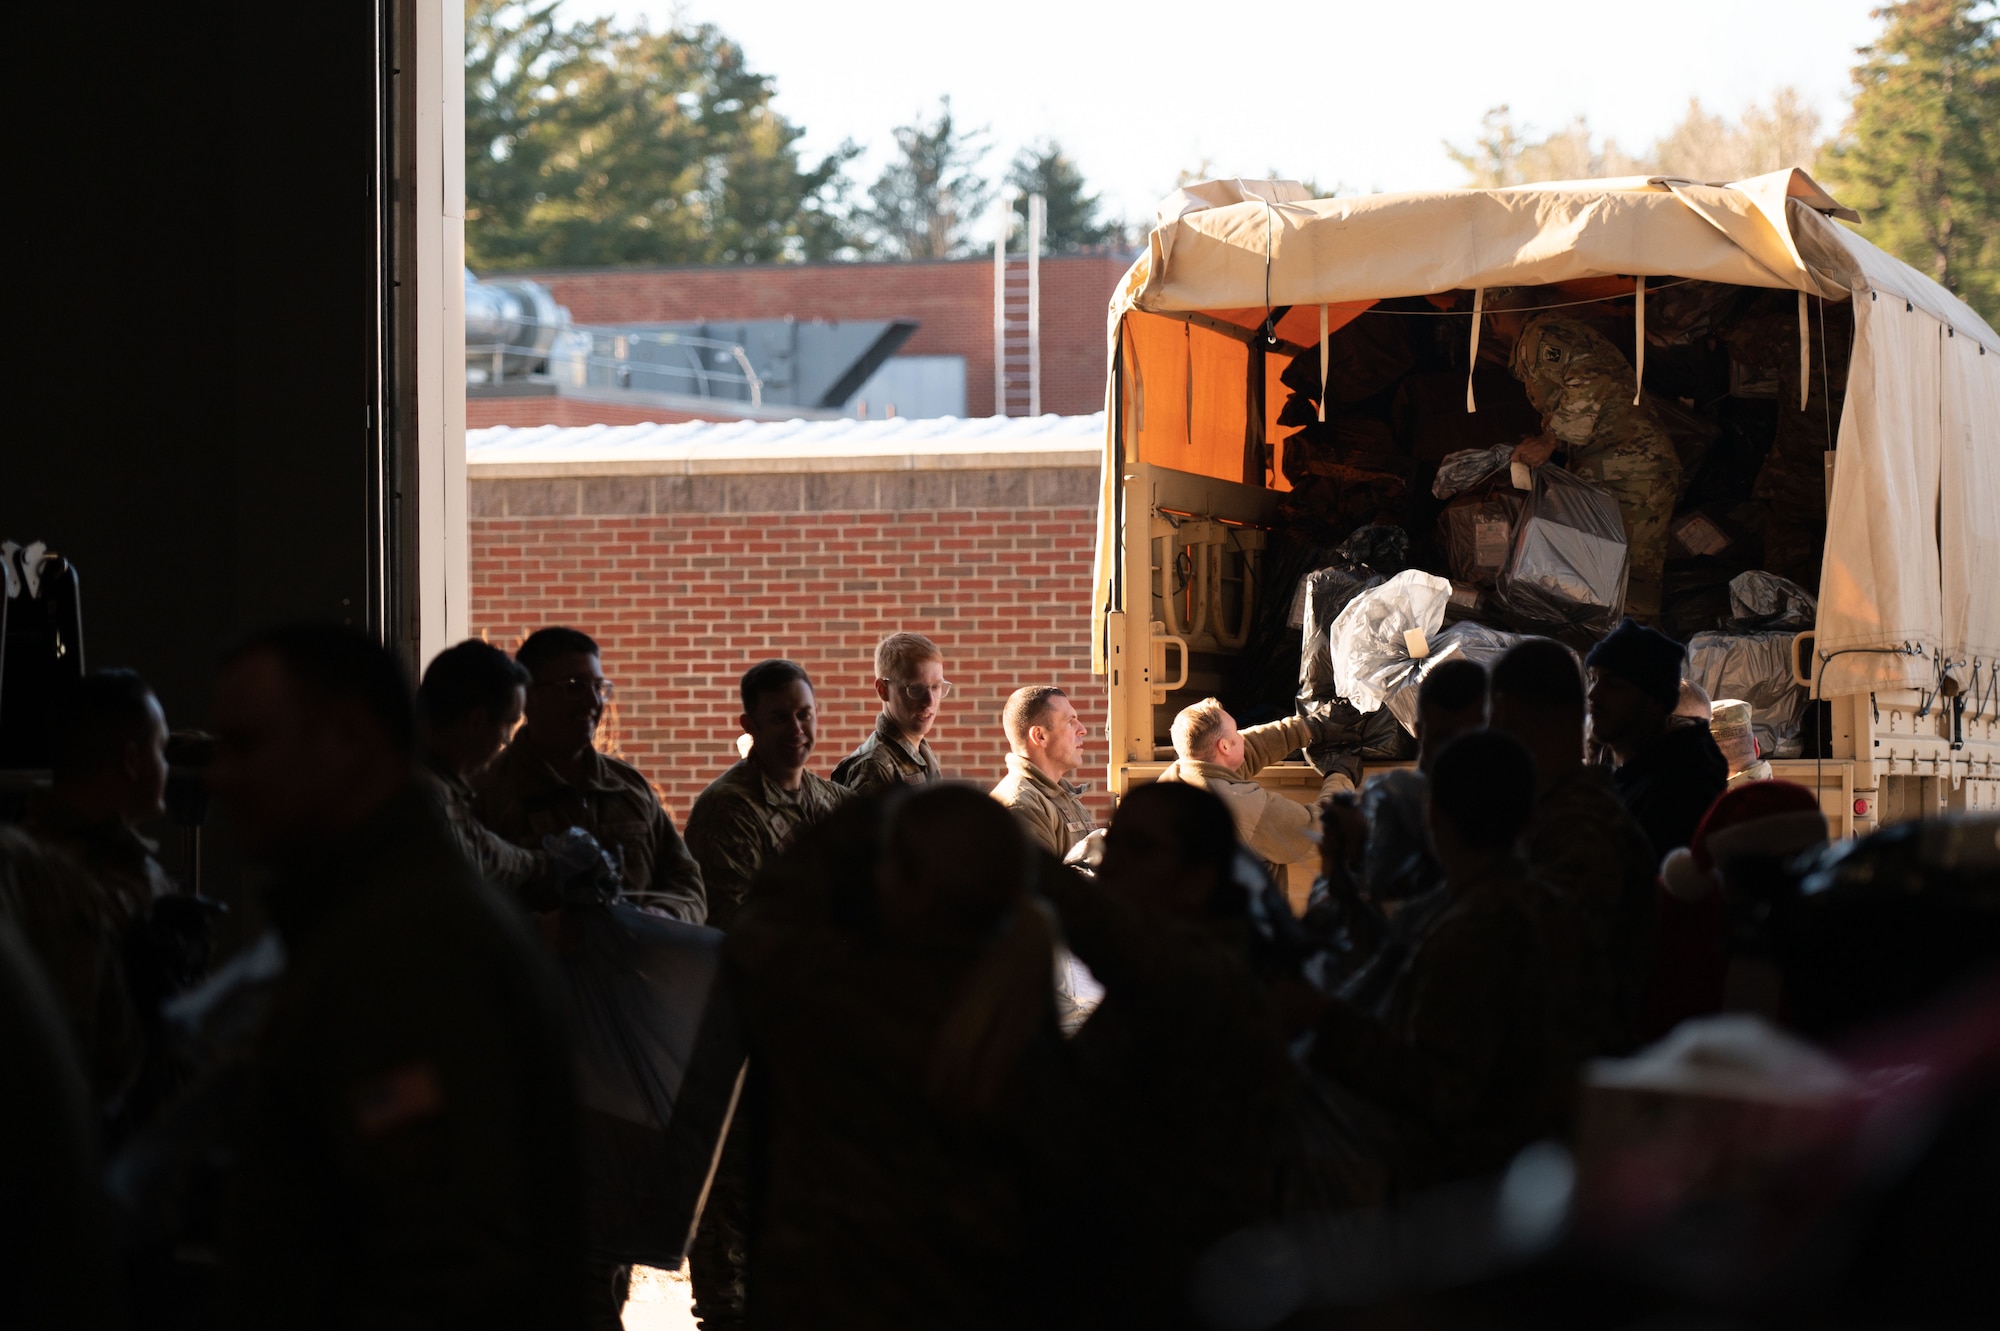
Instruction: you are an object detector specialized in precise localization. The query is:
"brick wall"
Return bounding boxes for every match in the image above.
[510,254,1129,418]
[468,457,1111,829]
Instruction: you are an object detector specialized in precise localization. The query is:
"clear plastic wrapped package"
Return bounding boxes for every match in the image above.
[1382,621,1526,735]
[1327,569,1455,714]
[1687,630,1809,759]
[1727,570,1817,631]
[1430,443,1516,500]
[1498,464,1629,637]
[1439,488,1525,588]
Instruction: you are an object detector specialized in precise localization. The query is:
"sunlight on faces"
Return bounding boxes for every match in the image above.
[743,678,817,779]
[879,657,946,741]
[524,650,607,755]
[1033,693,1087,774]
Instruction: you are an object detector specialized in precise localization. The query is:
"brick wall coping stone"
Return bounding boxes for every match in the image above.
[468,414,1104,480]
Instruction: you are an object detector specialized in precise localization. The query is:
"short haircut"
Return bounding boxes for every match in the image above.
[52,669,159,780]
[874,631,941,680]
[1418,658,1488,717]
[741,658,813,712]
[225,623,416,760]
[1170,698,1230,762]
[418,640,530,728]
[1490,637,1586,711]
[1115,781,1240,883]
[516,626,600,681]
[1428,730,1536,852]
[1002,686,1066,746]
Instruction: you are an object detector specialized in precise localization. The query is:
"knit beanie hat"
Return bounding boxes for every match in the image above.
[1659,779,1830,902]
[1585,618,1686,711]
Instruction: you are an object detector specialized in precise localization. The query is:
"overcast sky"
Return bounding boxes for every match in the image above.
[605,0,1882,227]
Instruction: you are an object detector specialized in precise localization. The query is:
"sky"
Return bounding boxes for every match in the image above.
[603,0,1884,227]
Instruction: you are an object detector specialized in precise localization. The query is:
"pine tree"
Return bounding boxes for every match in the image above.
[464,0,853,268]
[1819,0,1999,318]
[853,98,995,259]
[1005,140,1124,253]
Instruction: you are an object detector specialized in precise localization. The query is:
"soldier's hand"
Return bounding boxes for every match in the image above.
[1511,433,1559,468]
[1317,791,1367,876]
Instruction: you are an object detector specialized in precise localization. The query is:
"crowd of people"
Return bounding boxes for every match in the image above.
[3,616,1993,1329]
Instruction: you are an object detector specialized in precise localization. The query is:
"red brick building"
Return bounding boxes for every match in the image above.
[467,415,1112,827]
[468,253,1130,429]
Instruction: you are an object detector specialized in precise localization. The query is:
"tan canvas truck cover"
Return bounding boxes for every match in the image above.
[1093,170,2000,711]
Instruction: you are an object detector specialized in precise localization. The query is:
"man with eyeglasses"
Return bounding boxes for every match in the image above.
[473,626,706,924]
[831,632,948,796]
[989,685,1094,861]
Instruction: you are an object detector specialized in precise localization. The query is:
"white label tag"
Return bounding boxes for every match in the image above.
[1674,512,1731,558]
[1404,628,1430,659]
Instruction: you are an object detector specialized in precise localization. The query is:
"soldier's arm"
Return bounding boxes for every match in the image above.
[1246,794,1320,869]
[683,793,765,932]
[996,786,1065,859]
[1238,715,1313,777]
[452,818,561,914]
[639,802,709,925]
[833,748,898,797]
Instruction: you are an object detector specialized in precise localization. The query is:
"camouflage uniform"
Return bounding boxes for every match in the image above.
[416,756,560,912]
[1310,857,1572,1186]
[1523,766,1659,1056]
[1511,314,1684,622]
[0,825,139,1113]
[472,732,706,924]
[830,714,941,796]
[685,758,851,933]
[988,754,1094,861]
[1157,715,1323,873]
[22,795,172,928]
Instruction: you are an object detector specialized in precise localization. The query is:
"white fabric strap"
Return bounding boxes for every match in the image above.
[1797,290,1810,411]
[1632,275,1647,406]
[1318,304,1329,422]
[1466,288,1484,413]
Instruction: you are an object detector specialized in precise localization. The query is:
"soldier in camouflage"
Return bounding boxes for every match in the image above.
[685,659,850,931]
[472,627,706,923]
[831,632,947,795]
[989,686,1094,860]
[1505,310,1684,624]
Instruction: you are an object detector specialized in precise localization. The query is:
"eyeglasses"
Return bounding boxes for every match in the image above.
[535,674,615,701]
[884,679,953,703]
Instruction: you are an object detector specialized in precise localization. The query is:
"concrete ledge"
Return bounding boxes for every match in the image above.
[470,464,1100,517]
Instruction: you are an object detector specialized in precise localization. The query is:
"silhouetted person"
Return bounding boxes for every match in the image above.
[1585,618,1727,861]
[418,638,590,912]
[0,915,122,1330]
[207,624,583,1330]
[26,670,173,923]
[1317,658,1489,1008]
[1308,731,1572,1186]
[725,786,1067,1329]
[1048,781,1295,1325]
[1492,637,1657,1054]
[474,627,706,922]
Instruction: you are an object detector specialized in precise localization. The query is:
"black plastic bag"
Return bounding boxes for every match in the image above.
[1382,621,1526,735]
[559,900,729,1266]
[1727,570,1817,632]
[1430,444,1515,500]
[1687,630,1809,759]
[1498,465,1629,637]
[1438,488,1525,589]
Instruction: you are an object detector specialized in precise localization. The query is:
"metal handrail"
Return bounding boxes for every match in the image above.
[467,325,764,406]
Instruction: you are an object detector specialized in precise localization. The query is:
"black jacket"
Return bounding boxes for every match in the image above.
[1613,721,1729,864]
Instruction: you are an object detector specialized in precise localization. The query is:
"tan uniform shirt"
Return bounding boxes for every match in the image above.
[989,753,1093,860]
[1157,715,1320,869]
[472,732,706,923]
[23,795,173,927]
[684,757,850,930]
[830,713,941,796]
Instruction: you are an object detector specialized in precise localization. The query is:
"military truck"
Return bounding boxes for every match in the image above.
[1090,170,2000,837]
